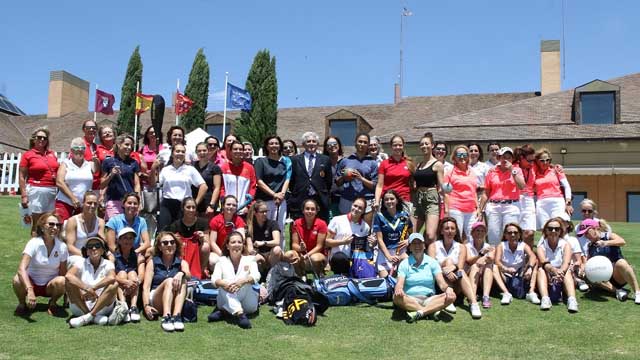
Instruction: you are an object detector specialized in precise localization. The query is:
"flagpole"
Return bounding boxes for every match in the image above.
[176,78,180,126]
[94,84,98,122]
[134,81,139,151]
[222,72,229,140]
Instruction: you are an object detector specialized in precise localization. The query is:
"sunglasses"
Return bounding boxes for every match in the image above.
[161,240,176,246]
[546,226,561,232]
[207,143,219,148]
[326,142,338,147]
[434,148,446,152]
[84,126,97,131]
[581,209,593,214]
[283,146,294,150]
[47,222,63,228]
[35,136,48,141]
[85,243,103,250]
[455,153,469,159]
[506,231,519,235]
[71,146,86,152]
[539,159,552,163]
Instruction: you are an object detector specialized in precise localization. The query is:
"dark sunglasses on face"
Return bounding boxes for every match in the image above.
[326,142,338,147]
[35,136,48,141]
[546,226,561,232]
[85,243,103,250]
[539,159,552,163]
[207,143,218,148]
[506,231,519,235]
[47,222,63,228]
[161,240,176,246]
[84,126,97,131]
[455,153,468,158]
[582,209,593,214]
[283,146,294,150]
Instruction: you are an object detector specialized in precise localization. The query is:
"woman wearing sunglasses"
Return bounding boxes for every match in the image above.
[245,200,283,274]
[66,236,119,327]
[19,127,60,235]
[55,138,98,221]
[13,212,68,316]
[142,232,190,332]
[536,217,578,312]
[534,149,573,230]
[323,135,344,219]
[444,145,479,241]
[412,133,445,244]
[282,139,298,157]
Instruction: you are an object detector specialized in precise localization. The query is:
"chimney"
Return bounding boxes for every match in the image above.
[47,70,89,118]
[394,83,401,104]
[540,40,561,95]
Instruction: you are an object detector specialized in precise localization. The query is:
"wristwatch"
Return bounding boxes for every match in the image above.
[511,169,518,175]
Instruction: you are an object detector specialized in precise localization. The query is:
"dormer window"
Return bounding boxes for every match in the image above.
[580,92,615,124]
[330,119,357,146]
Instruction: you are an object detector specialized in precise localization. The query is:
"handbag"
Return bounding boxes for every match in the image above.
[182,284,198,322]
[505,273,527,299]
[142,189,159,213]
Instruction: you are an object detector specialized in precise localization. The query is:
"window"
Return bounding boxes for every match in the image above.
[627,192,640,222]
[571,192,588,221]
[205,124,229,141]
[330,119,356,146]
[581,92,615,124]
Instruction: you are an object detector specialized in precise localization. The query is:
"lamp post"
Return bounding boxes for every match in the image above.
[399,7,412,99]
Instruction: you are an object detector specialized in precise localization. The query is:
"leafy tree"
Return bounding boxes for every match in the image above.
[117,46,143,136]
[234,49,278,149]
[181,48,210,132]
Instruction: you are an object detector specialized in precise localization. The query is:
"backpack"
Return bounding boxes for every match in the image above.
[192,280,218,305]
[313,275,353,306]
[347,276,397,304]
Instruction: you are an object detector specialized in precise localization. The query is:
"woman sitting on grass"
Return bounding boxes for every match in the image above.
[114,227,145,323]
[428,217,482,319]
[393,233,456,323]
[208,231,261,329]
[464,222,495,309]
[290,199,328,278]
[13,212,68,316]
[66,236,118,328]
[166,197,210,280]
[245,200,283,275]
[373,189,412,278]
[142,232,190,332]
[577,218,640,304]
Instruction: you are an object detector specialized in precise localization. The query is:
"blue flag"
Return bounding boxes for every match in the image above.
[226,83,252,111]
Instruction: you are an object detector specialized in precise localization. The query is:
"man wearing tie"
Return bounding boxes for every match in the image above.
[288,132,333,222]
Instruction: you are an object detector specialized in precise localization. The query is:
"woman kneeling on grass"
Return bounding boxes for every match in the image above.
[428,217,482,319]
[13,212,68,317]
[142,232,190,332]
[208,231,261,329]
[114,227,145,323]
[66,236,118,327]
[393,233,456,323]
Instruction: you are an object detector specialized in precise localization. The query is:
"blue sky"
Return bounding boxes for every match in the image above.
[2,0,638,115]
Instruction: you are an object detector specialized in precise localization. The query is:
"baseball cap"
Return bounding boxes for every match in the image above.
[576,218,599,236]
[117,227,136,239]
[407,233,425,244]
[498,147,514,156]
[471,222,487,231]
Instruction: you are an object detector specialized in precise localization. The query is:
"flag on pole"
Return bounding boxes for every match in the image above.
[135,93,153,115]
[226,83,252,111]
[95,89,115,115]
[175,91,194,115]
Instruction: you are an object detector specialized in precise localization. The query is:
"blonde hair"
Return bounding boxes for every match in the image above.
[450,144,470,164]
[29,127,50,150]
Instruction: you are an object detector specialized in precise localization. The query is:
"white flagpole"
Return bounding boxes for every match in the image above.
[176,78,180,125]
[94,84,98,122]
[222,72,229,140]
[134,81,139,151]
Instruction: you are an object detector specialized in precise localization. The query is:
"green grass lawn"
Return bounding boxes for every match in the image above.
[0,196,639,359]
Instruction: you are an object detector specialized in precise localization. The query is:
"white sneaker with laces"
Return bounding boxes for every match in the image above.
[69,313,93,328]
[526,292,541,305]
[540,296,552,310]
[93,315,108,326]
[567,296,579,313]
[577,280,590,292]
[470,303,482,319]
[616,288,629,302]
[501,293,513,305]
[635,291,640,305]
[444,303,456,314]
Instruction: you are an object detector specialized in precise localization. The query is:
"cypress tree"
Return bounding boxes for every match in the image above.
[181,48,210,132]
[117,46,143,136]
[234,49,278,149]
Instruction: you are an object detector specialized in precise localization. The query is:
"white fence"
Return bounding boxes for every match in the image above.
[0,152,68,193]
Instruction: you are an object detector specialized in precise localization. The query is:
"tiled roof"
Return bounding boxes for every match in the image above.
[0,113,29,153]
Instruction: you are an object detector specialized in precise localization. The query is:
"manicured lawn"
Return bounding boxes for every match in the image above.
[0,196,638,359]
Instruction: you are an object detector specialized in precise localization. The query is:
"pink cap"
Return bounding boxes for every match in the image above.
[576,218,599,236]
[471,222,487,231]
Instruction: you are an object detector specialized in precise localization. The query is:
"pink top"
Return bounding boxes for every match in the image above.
[515,164,536,197]
[140,144,164,169]
[445,166,478,213]
[378,157,412,201]
[534,167,566,199]
[484,167,523,201]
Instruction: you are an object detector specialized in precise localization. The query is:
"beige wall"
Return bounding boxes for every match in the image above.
[47,80,89,118]
[541,50,561,95]
[568,174,640,222]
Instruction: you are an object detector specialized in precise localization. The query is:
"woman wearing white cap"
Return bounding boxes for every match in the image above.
[393,232,457,323]
[478,147,525,245]
[465,222,495,309]
[114,227,145,323]
[533,149,573,230]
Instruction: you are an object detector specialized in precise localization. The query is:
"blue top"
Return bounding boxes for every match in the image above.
[397,254,441,297]
[151,256,182,289]
[372,210,412,250]
[106,214,147,249]
[101,155,139,201]
[115,250,138,273]
[335,153,378,201]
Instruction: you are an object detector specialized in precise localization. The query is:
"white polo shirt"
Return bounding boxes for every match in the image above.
[75,257,115,295]
[327,214,370,259]
[23,237,68,286]
[212,255,260,285]
[500,241,526,270]
[539,238,568,268]
[434,240,461,264]
[466,241,490,258]
[159,163,205,200]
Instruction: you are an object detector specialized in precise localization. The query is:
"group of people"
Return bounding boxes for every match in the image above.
[12,123,639,329]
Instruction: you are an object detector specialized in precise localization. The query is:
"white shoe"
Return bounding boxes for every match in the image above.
[576,280,590,292]
[470,303,482,319]
[69,313,93,328]
[567,296,579,313]
[444,303,456,314]
[161,315,175,332]
[540,296,552,311]
[501,293,513,305]
[93,315,108,326]
[526,292,541,305]
[635,291,640,305]
[172,316,184,332]
[616,288,629,302]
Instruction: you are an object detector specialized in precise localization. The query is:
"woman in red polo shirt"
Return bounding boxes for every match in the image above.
[478,147,525,245]
[208,195,248,271]
[514,145,537,247]
[444,145,479,241]
[374,135,415,220]
[19,127,60,235]
[534,148,573,230]
[291,199,327,277]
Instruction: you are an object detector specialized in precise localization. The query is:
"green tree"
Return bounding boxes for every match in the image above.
[117,46,143,136]
[234,49,278,148]
[181,48,210,132]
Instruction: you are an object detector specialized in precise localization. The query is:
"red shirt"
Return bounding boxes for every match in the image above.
[444,166,478,213]
[19,149,59,187]
[209,214,246,248]
[79,137,101,190]
[219,161,257,199]
[96,144,114,162]
[292,217,328,252]
[514,164,535,197]
[484,167,523,201]
[535,167,566,199]
[378,157,412,201]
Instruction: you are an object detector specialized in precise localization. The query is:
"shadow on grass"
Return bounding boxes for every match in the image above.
[390,307,454,323]
[583,290,613,302]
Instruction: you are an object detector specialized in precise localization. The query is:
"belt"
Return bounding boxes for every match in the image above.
[489,199,517,204]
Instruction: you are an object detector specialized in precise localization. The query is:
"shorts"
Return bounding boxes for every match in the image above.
[28,276,50,297]
[412,294,434,305]
[54,200,80,222]
[375,246,406,272]
[401,201,414,217]
[149,289,157,304]
[105,200,123,221]
[413,187,440,218]
[519,195,536,231]
[70,301,114,317]
[27,185,57,213]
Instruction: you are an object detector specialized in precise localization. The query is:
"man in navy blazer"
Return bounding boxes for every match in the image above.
[288,131,333,221]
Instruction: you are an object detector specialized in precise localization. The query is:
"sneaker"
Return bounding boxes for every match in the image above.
[444,303,457,314]
[526,292,541,305]
[501,293,513,305]
[129,307,141,323]
[208,310,225,322]
[470,303,482,319]
[616,288,629,302]
[576,279,590,292]
[540,296,552,311]
[124,313,131,323]
[161,315,175,332]
[482,296,492,309]
[172,315,184,332]
[93,315,108,326]
[635,291,640,305]
[69,313,93,328]
[406,311,421,323]
[237,314,252,329]
[567,296,579,313]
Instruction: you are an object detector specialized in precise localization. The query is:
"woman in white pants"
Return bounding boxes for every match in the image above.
[514,145,537,247]
[478,147,525,245]
[533,148,573,230]
[444,145,479,241]
[209,231,260,329]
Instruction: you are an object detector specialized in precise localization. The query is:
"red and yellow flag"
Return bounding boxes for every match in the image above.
[135,93,153,115]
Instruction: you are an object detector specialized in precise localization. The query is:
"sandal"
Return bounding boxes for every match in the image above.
[14,305,29,316]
